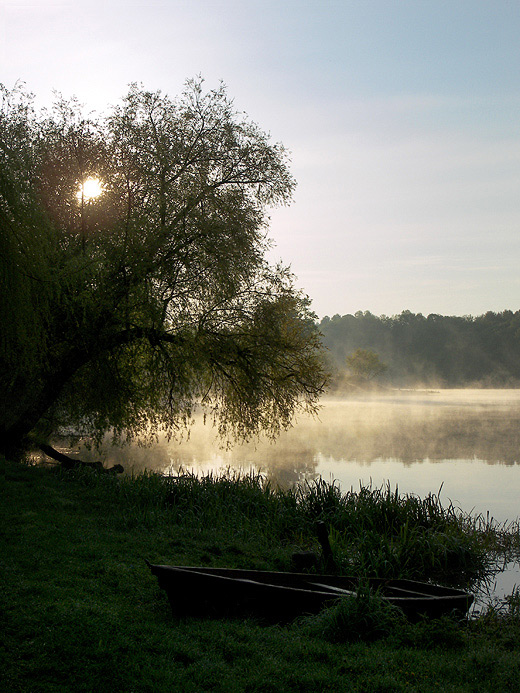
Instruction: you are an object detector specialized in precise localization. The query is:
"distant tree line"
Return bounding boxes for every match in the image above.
[318,310,520,388]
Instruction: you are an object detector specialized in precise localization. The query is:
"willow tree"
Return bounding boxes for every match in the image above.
[0,80,328,455]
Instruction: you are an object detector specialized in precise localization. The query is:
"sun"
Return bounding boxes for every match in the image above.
[77,177,103,201]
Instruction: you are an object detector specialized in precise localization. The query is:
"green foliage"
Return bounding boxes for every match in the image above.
[345,347,388,383]
[0,85,57,394]
[401,614,467,649]
[302,582,406,642]
[320,309,520,388]
[295,479,494,586]
[0,80,328,452]
[32,463,507,590]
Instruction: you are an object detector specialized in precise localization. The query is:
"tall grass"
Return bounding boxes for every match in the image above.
[302,580,407,643]
[52,464,516,589]
[294,479,498,586]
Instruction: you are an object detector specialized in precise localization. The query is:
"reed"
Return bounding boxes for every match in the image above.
[52,464,515,588]
[296,480,496,586]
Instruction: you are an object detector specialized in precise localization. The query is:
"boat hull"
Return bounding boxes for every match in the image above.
[147,564,474,623]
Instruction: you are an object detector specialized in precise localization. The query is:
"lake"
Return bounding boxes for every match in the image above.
[82,388,520,602]
[108,389,520,526]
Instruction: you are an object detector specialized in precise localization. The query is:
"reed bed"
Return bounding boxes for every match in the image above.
[54,464,517,589]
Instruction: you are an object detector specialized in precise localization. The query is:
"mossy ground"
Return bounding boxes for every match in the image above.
[2,456,519,692]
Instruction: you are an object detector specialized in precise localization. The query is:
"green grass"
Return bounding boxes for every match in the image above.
[297,479,503,587]
[2,456,520,692]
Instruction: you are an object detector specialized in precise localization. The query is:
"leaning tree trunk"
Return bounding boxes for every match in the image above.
[39,443,124,474]
[0,348,90,457]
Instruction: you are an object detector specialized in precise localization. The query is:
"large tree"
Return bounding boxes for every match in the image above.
[0,80,328,455]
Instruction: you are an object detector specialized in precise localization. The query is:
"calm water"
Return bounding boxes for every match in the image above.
[83,388,520,601]
[105,389,520,525]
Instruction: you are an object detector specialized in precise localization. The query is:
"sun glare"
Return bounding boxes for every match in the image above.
[77,177,103,201]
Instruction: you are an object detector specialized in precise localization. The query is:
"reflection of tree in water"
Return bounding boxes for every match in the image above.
[73,437,174,471]
[312,399,520,465]
[236,442,319,488]
[73,425,319,486]
[165,435,320,487]
[68,393,520,479]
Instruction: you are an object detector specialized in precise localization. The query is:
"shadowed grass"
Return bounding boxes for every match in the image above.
[301,581,407,643]
[2,456,520,692]
[41,461,517,586]
[294,477,511,587]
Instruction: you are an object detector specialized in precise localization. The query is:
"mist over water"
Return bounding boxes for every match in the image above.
[86,389,520,525]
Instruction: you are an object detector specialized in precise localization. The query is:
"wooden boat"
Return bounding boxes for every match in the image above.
[147,563,474,623]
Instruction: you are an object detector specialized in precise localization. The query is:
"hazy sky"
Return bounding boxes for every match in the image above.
[2,0,520,318]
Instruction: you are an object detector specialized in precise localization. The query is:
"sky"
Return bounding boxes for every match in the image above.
[2,0,520,319]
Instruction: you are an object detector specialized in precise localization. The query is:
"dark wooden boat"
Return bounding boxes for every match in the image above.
[147,563,474,623]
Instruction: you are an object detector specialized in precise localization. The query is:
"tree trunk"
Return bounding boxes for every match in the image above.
[0,349,90,456]
[39,443,124,474]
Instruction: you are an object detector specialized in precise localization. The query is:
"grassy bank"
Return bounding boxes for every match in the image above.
[2,456,520,692]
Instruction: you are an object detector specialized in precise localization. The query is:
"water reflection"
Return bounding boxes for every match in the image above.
[310,392,520,466]
[80,389,520,522]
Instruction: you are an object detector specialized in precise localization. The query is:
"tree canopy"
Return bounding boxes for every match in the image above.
[320,310,520,388]
[345,348,387,383]
[0,80,328,454]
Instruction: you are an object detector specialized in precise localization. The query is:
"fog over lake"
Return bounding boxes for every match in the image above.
[88,389,520,525]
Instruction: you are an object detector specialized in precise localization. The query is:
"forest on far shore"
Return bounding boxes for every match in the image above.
[318,309,520,388]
